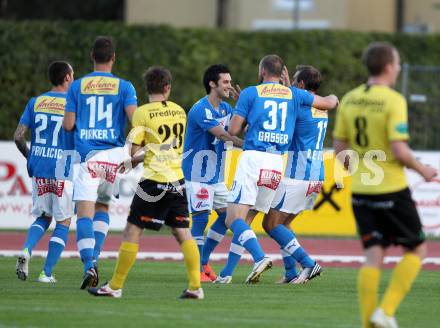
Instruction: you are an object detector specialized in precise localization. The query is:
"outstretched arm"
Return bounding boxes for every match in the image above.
[312,94,339,111]
[209,125,243,148]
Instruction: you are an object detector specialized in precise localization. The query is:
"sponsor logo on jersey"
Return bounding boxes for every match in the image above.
[395,122,408,134]
[257,169,282,190]
[196,187,209,200]
[257,84,292,99]
[87,161,118,183]
[34,96,66,115]
[311,107,328,119]
[80,77,120,95]
[35,178,65,197]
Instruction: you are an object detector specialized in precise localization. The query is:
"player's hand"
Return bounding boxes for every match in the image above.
[118,158,133,174]
[281,66,291,86]
[421,165,437,182]
[229,84,241,101]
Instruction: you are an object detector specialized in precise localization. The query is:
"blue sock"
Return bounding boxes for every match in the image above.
[230,219,264,263]
[43,223,69,276]
[191,211,209,264]
[220,232,244,277]
[201,211,227,265]
[281,248,298,280]
[76,217,95,272]
[23,217,51,255]
[93,211,110,264]
[270,224,314,268]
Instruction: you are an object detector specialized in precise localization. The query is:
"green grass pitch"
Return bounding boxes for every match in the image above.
[0,257,438,327]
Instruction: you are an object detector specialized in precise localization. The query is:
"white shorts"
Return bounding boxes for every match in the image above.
[185,181,229,213]
[271,178,323,215]
[73,147,126,205]
[227,150,283,214]
[31,177,74,221]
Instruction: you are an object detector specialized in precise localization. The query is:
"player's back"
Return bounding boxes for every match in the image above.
[335,84,409,194]
[130,100,186,183]
[235,82,294,153]
[287,98,328,181]
[66,71,137,160]
[20,91,74,179]
[183,96,232,183]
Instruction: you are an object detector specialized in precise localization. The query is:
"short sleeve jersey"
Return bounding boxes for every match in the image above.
[129,101,186,183]
[19,91,75,179]
[182,96,232,184]
[286,97,328,181]
[65,72,137,161]
[234,82,313,153]
[333,84,409,194]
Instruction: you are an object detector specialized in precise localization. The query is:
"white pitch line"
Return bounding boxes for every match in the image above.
[1,250,440,265]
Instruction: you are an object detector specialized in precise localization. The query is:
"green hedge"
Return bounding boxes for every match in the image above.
[1,21,440,146]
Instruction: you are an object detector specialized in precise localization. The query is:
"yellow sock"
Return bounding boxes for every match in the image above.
[358,266,381,328]
[181,239,200,290]
[109,242,139,290]
[380,253,422,317]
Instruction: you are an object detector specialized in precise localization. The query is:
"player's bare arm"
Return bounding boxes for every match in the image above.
[208,125,243,148]
[118,143,144,173]
[124,104,137,123]
[228,115,246,136]
[13,124,29,158]
[312,94,339,111]
[63,111,76,131]
[391,141,437,182]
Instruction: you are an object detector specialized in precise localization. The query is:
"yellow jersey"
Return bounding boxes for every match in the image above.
[333,84,409,194]
[129,101,186,183]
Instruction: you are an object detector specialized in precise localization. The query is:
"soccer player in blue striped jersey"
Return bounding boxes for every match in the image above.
[63,36,137,289]
[264,65,329,284]
[224,55,312,284]
[216,62,338,284]
[182,64,242,282]
[14,61,75,283]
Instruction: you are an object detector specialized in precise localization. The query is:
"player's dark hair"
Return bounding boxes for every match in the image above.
[92,36,116,64]
[48,61,72,86]
[362,42,396,76]
[295,65,321,92]
[203,64,230,94]
[260,54,284,77]
[143,66,172,94]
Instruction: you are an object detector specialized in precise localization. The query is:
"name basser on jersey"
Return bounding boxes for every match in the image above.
[234,83,294,153]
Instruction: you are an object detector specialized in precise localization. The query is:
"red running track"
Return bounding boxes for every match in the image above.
[1,232,439,270]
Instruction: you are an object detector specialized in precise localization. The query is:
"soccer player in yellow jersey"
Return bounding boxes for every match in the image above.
[88,67,203,299]
[334,42,437,328]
